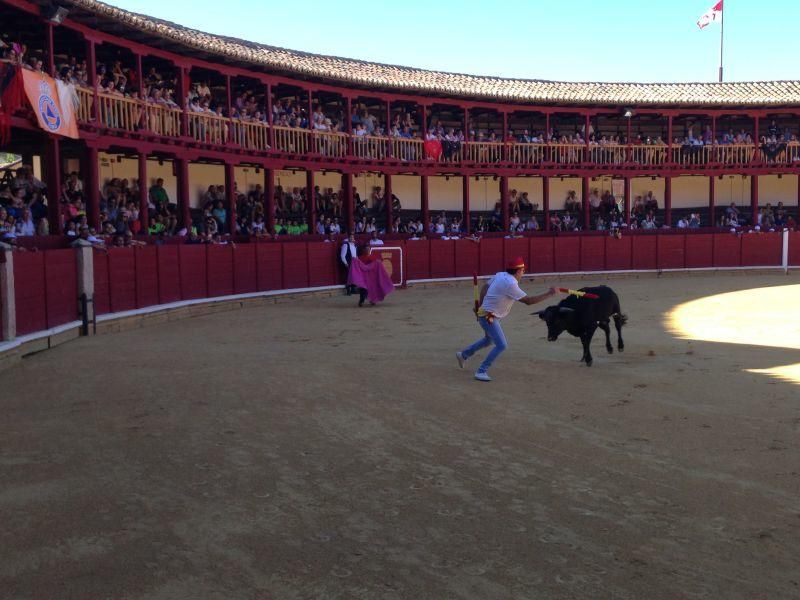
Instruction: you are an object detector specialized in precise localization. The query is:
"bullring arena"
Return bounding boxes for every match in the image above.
[3,0,800,598]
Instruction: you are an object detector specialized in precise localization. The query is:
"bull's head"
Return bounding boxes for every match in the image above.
[532,306,575,342]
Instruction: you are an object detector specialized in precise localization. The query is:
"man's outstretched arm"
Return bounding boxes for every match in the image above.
[519,287,556,306]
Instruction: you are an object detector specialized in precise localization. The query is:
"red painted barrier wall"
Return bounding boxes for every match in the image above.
[553,237,580,272]
[529,237,554,273]
[455,239,480,277]
[479,238,503,275]
[579,236,605,271]
[135,246,159,309]
[740,233,781,266]
[605,236,632,270]
[256,243,283,290]
[632,235,657,270]
[685,234,713,268]
[405,240,431,280]
[790,232,800,266]
[179,245,208,300]
[282,242,309,289]
[233,243,258,293]
[44,249,77,329]
[657,235,685,270]
[207,244,234,297]
[307,242,337,287]
[712,234,741,267]
[108,248,136,312]
[13,251,47,335]
[156,245,181,304]
[93,251,110,315]
[9,232,794,342]
[430,240,456,279]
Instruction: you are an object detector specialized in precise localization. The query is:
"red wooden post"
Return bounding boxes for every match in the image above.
[178,67,189,137]
[421,105,427,138]
[385,99,393,158]
[177,156,191,229]
[225,161,237,235]
[544,112,551,162]
[46,22,55,76]
[664,175,672,226]
[750,175,759,226]
[44,137,62,234]
[265,167,275,233]
[86,38,98,122]
[225,74,233,145]
[346,96,353,156]
[624,176,631,226]
[753,115,760,163]
[667,115,673,164]
[135,52,143,96]
[582,176,590,230]
[138,152,148,233]
[626,116,632,163]
[421,174,430,232]
[86,145,100,230]
[385,174,393,232]
[463,106,469,162]
[584,113,591,163]
[502,111,508,162]
[462,175,471,234]
[500,175,509,232]
[265,82,274,149]
[306,169,315,235]
[543,176,550,231]
[343,172,354,234]
[709,175,716,227]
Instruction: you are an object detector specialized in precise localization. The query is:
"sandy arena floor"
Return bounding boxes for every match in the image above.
[2,273,800,600]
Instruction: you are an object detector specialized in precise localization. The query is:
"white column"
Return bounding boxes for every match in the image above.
[75,245,95,328]
[0,247,15,341]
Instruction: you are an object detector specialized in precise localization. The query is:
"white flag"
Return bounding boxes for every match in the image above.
[697,0,723,29]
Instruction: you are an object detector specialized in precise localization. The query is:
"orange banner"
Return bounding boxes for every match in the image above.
[21,70,79,139]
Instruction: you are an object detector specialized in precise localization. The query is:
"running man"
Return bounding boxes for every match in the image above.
[457,257,555,382]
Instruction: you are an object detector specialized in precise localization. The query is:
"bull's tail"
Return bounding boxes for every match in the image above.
[614,313,628,326]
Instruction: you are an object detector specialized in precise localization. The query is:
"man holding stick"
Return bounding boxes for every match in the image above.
[457,257,555,382]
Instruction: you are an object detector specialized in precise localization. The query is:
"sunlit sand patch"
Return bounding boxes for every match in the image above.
[666,284,800,385]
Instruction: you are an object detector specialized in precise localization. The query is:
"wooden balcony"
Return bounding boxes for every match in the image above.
[74,92,788,171]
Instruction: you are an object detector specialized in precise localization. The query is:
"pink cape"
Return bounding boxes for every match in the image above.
[347,257,395,303]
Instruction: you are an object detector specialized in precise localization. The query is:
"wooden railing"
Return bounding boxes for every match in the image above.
[188,111,229,145]
[237,120,270,151]
[509,142,545,164]
[784,143,800,164]
[142,103,181,137]
[465,141,504,163]
[714,144,756,165]
[392,138,423,161]
[353,135,388,160]
[76,87,93,122]
[548,143,585,165]
[273,126,309,154]
[97,93,140,131]
[671,145,713,166]
[312,131,348,158]
[70,101,774,170]
[627,145,668,165]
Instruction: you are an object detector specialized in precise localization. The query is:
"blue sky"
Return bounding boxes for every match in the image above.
[104,0,797,83]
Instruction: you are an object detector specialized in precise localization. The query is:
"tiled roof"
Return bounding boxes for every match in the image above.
[66,0,800,107]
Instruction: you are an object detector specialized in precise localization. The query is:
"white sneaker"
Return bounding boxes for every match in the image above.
[474,372,492,382]
[456,352,467,369]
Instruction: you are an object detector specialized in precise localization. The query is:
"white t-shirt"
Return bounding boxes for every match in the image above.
[481,272,527,319]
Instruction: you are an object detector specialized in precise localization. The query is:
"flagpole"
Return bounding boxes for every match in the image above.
[718,1,724,82]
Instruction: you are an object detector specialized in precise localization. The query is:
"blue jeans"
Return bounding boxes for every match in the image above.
[461,316,508,374]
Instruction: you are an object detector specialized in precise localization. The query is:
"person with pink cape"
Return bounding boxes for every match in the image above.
[347,252,394,306]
